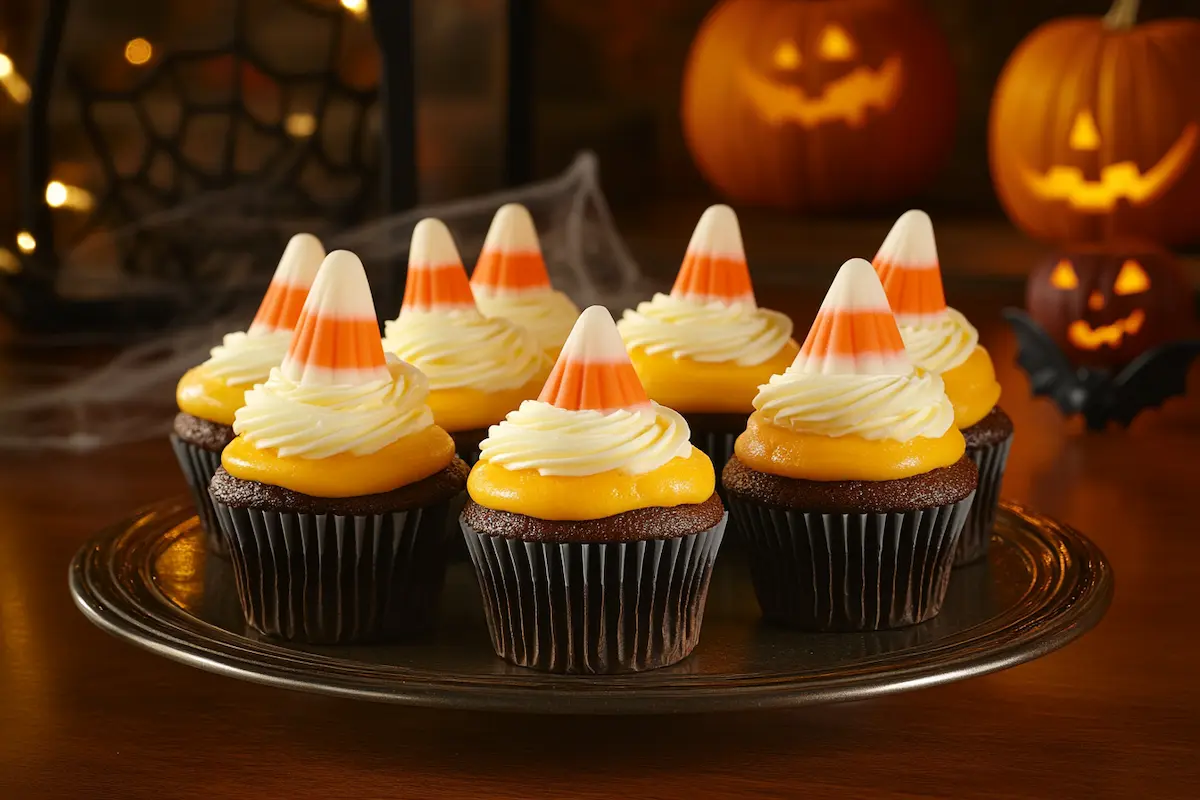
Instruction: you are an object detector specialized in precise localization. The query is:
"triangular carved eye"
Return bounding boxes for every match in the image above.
[1114,260,1150,295]
[1050,259,1078,290]
[818,25,856,61]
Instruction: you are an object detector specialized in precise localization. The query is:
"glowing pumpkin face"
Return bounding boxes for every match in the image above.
[1026,244,1195,368]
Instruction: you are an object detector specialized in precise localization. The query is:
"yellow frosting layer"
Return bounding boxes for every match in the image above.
[222,425,455,498]
[176,366,250,426]
[734,413,965,482]
[628,340,800,414]
[941,345,1002,430]
[468,445,715,521]
[426,376,547,433]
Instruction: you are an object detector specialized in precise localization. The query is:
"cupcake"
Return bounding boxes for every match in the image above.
[470,203,580,358]
[460,306,727,674]
[381,218,551,465]
[722,259,978,632]
[209,250,469,644]
[873,210,1011,565]
[618,205,797,473]
[173,233,324,554]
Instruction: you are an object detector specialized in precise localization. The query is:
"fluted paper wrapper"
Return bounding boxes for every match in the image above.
[691,429,738,479]
[955,435,1013,566]
[170,434,228,557]
[728,494,975,631]
[210,498,456,644]
[460,515,728,674]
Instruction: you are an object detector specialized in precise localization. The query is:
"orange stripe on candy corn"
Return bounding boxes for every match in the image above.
[471,251,550,294]
[285,314,386,372]
[872,210,947,322]
[798,310,906,359]
[401,263,475,312]
[251,283,309,332]
[248,232,325,334]
[537,305,650,412]
[670,205,756,305]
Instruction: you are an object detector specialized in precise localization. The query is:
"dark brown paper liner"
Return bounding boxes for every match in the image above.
[460,514,728,674]
[169,434,229,557]
[955,434,1013,566]
[727,493,975,631]
[210,496,457,644]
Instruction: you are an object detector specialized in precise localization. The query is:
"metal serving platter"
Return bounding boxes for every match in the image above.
[70,498,1112,714]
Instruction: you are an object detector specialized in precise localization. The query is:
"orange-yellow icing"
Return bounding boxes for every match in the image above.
[941,345,1002,430]
[426,376,546,433]
[734,412,964,482]
[467,446,715,521]
[628,340,800,414]
[176,366,249,426]
[222,425,455,498]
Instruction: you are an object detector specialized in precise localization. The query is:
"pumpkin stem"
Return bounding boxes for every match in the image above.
[1103,0,1140,30]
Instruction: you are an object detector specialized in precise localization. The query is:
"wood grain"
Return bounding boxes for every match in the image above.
[2,282,1199,799]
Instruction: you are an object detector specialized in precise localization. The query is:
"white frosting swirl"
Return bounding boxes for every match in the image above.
[899,308,979,374]
[618,294,793,366]
[754,369,955,442]
[479,400,694,477]
[474,290,579,352]
[203,330,291,386]
[381,310,547,391]
[233,357,435,458]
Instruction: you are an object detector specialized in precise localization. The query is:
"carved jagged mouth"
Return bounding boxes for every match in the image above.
[1020,124,1198,212]
[738,56,903,128]
[1067,310,1145,350]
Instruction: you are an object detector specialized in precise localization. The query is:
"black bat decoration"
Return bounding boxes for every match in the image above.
[1002,309,1200,431]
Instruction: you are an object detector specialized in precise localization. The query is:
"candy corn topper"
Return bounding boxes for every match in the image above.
[470,203,553,298]
[671,204,756,307]
[539,305,651,413]
[872,209,949,328]
[402,218,478,314]
[790,258,912,376]
[281,250,390,386]
[248,233,326,334]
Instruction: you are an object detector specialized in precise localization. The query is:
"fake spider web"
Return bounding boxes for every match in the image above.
[0,152,653,452]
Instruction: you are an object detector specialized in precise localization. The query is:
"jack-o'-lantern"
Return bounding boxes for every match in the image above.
[989,0,1200,246]
[681,0,957,211]
[1026,242,1195,368]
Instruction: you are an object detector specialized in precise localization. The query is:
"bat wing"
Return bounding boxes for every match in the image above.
[1002,309,1083,413]
[1108,339,1200,427]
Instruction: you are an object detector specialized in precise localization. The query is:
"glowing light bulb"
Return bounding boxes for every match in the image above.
[45,181,68,208]
[16,232,36,254]
[125,38,153,66]
[44,181,94,211]
[0,54,12,78]
[0,53,31,104]
[285,112,317,138]
[340,0,368,19]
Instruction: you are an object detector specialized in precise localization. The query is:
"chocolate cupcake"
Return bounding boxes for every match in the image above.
[461,306,727,674]
[617,205,798,477]
[210,250,467,644]
[381,217,551,467]
[874,211,1012,565]
[723,259,977,632]
[173,233,324,555]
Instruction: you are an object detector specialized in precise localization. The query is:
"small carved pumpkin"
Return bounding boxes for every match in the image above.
[681,0,957,211]
[989,0,1200,246]
[1026,242,1195,368]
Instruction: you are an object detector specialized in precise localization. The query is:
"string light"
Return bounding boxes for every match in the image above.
[340,0,368,20]
[0,248,19,275]
[45,181,95,211]
[0,53,31,104]
[16,232,36,254]
[284,112,317,138]
[124,38,153,66]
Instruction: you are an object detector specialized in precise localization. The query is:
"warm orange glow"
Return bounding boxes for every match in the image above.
[1067,310,1145,351]
[818,24,857,61]
[1050,259,1078,290]
[124,38,153,66]
[340,0,368,19]
[772,40,801,70]
[739,56,902,128]
[1019,123,1197,212]
[15,232,36,254]
[0,53,31,104]
[44,181,94,211]
[1114,259,1150,295]
[284,111,316,138]
[1069,110,1101,151]
[1088,290,1105,311]
[0,248,19,274]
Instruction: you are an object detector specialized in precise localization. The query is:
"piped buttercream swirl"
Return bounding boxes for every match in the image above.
[233,356,435,458]
[618,294,793,366]
[203,330,292,386]
[382,309,548,391]
[478,400,693,477]
[473,289,579,352]
[898,307,979,375]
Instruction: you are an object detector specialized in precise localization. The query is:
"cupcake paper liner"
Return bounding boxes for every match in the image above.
[955,435,1013,566]
[460,514,728,674]
[210,497,456,644]
[691,429,738,478]
[451,429,487,468]
[727,493,975,631]
[169,434,229,557]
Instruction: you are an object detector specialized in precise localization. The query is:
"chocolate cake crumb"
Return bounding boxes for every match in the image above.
[462,493,724,543]
[173,412,236,453]
[963,406,1014,450]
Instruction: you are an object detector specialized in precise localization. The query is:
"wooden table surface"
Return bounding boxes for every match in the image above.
[1,282,1198,799]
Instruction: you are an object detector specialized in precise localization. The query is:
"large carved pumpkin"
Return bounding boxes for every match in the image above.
[681,0,957,211]
[989,0,1200,246]
[1026,242,1195,368]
